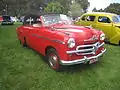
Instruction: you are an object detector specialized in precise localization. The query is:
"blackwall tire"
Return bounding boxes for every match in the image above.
[46,48,62,71]
[19,37,27,47]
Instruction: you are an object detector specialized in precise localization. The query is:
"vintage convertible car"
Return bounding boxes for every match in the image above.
[16,14,106,71]
[75,12,120,45]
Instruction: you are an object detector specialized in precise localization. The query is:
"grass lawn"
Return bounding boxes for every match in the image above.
[0,25,120,90]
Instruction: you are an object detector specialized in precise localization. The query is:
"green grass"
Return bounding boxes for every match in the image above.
[0,25,120,90]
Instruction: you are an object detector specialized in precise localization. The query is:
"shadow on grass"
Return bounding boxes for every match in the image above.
[22,45,104,73]
[33,49,103,73]
[60,62,103,73]
[105,41,120,46]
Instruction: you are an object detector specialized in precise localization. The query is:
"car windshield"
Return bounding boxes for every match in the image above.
[112,15,120,23]
[42,14,72,26]
[3,16,10,20]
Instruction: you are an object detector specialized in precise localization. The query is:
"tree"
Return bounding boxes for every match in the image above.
[92,8,97,12]
[75,0,90,13]
[93,3,120,15]
[92,8,104,12]
[44,2,64,13]
[0,0,90,17]
[104,3,120,14]
[69,3,83,17]
[0,0,46,16]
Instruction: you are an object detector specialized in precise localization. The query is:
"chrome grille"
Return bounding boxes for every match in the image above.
[66,42,105,55]
[76,42,100,55]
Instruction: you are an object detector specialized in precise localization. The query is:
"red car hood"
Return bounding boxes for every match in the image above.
[50,24,99,43]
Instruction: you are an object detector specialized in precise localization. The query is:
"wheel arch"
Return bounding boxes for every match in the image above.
[45,46,57,55]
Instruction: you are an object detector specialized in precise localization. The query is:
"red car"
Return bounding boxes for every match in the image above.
[16,14,106,71]
[0,16,3,23]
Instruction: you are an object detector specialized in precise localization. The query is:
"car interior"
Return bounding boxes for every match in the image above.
[32,20,42,27]
[23,14,42,27]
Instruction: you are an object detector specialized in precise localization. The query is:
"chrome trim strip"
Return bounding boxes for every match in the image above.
[66,47,94,54]
[78,52,95,55]
[31,34,65,44]
[32,34,41,38]
[97,42,104,48]
[60,49,106,65]
[53,40,65,44]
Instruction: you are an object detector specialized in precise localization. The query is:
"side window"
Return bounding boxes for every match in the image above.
[86,16,95,21]
[81,15,86,21]
[98,16,111,23]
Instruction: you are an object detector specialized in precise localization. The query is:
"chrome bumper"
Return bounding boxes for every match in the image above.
[60,49,106,65]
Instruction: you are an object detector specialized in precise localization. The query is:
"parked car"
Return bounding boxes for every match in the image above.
[75,12,120,45]
[1,15,14,25]
[0,16,3,24]
[16,14,106,71]
[10,16,19,22]
[19,16,25,22]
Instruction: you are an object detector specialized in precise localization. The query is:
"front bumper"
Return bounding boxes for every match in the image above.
[1,21,14,25]
[60,48,106,65]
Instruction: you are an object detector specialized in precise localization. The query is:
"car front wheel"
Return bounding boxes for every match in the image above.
[46,48,62,71]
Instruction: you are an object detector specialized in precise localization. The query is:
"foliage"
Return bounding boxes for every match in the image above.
[92,3,120,15]
[104,3,120,15]
[56,0,70,14]
[0,0,45,16]
[0,0,90,16]
[92,8,97,12]
[44,2,64,14]
[69,3,83,16]
[75,0,90,13]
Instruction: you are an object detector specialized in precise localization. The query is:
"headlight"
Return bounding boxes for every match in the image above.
[67,38,76,48]
[100,34,105,40]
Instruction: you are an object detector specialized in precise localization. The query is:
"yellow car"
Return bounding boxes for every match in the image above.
[75,12,120,45]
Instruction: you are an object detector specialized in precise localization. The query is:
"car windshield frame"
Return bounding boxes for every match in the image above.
[42,14,72,26]
[112,15,120,23]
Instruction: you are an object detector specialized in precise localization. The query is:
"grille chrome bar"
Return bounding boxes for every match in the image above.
[66,42,105,55]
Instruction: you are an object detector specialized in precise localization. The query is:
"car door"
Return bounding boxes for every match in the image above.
[30,25,44,52]
[95,16,112,39]
[24,25,44,51]
[23,15,43,50]
[85,15,96,27]
[79,15,87,25]
[23,25,35,48]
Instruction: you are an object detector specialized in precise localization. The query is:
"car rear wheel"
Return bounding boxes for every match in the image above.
[46,48,62,71]
[19,37,27,47]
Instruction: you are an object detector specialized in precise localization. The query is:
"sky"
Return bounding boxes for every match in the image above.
[88,0,120,12]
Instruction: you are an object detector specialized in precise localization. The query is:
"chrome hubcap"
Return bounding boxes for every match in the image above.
[49,54,58,68]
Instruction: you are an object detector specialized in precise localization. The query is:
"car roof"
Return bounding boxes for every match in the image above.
[2,15,10,16]
[83,12,118,17]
